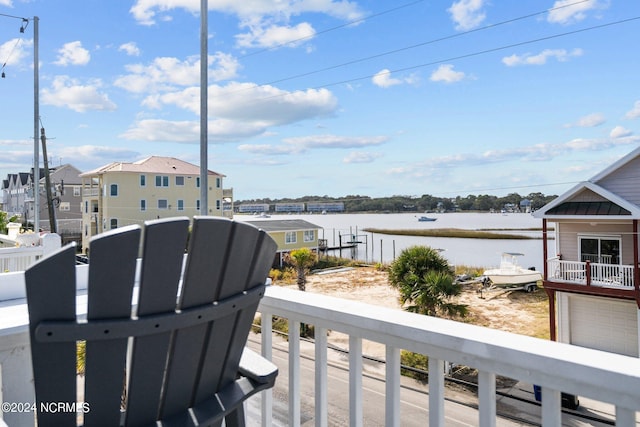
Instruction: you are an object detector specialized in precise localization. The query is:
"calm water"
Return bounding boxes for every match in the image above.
[237,212,555,271]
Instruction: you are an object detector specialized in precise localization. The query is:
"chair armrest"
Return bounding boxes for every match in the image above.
[238,347,278,385]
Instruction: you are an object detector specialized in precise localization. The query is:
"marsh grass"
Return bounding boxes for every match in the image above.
[362,227,542,239]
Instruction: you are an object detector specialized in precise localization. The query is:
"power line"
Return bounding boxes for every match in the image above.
[237,15,640,104]
[238,0,426,58]
[257,0,595,88]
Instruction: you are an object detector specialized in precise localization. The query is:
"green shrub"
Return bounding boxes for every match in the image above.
[400,350,429,382]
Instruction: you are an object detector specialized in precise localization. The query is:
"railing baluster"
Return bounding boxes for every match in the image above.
[261,312,273,427]
[614,406,637,427]
[540,387,561,427]
[478,370,496,427]
[289,319,301,427]
[315,327,328,427]
[349,336,362,427]
[385,346,400,427]
[428,357,445,427]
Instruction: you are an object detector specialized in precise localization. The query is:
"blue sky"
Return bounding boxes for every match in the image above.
[1,0,639,200]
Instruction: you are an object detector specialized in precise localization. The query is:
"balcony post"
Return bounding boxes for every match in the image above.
[348,336,363,427]
[385,346,400,427]
[428,357,445,427]
[542,219,548,280]
[633,220,639,308]
[585,260,591,286]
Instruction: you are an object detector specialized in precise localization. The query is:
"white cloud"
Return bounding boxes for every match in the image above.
[114,52,240,93]
[121,118,268,143]
[372,69,402,88]
[430,64,465,84]
[239,135,388,156]
[547,0,603,25]
[564,113,606,128]
[372,69,418,88]
[56,145,140,165]
[448,0,486,31]
[502,48,583,66]
[53,41,90,66]
[119,42,141,56]
[130,0,364,26]
[343,151,382,164]
[236,22,316,49]
[625,101,640,120]
[387,135,640,179]
[282,134,388,149]
[0,38,32,68]
[610,126,632,139]
[41,76,117,112]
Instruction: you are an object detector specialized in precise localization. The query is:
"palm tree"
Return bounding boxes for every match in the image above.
[287,248,317,292]
[388,246,467,318]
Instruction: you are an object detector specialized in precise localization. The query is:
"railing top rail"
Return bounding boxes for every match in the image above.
[261,285,640,411]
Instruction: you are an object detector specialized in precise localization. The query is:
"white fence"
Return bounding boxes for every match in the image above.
[0,234,61,275]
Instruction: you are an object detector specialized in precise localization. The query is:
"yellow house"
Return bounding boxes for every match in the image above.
[244,219,321,266]
[80,156,232,252]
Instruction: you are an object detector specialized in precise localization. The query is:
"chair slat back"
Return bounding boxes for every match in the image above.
[124,218,189,426]
[25,244,78,426]
[84,225,141,427]
[25,216,277,427]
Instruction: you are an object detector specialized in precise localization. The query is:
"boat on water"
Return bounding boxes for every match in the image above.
[417,216,437,222]
[483,252,542,287]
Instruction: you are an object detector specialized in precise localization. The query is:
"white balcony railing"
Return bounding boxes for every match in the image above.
[0,234,61,275]
[547,258,635,289]
[0,266,639,426]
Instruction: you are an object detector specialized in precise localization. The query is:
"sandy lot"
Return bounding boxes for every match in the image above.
[277,266,550,351]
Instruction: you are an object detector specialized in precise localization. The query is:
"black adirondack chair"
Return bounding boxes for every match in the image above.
[25,216,278,427]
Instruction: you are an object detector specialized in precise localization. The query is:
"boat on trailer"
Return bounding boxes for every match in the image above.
[483,252,542,291]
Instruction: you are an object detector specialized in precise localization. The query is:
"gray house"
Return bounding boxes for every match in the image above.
[533,146,640,357]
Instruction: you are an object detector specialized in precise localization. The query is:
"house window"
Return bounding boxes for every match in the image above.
[175,176,185,186]
[140,200,146,211]
[177,199,184,211]
[110,184,118,196]
[304,230,315,242]
[579,235,621,264]
[59,202,70,211]
[110,218,118,229]
[73,187,81,197]
[216,200,220,210]
[155,176,169,187]
[216,177,221,188]
[140,175,146,187]
[196,177,200,188]
[285,231,297,244]
[84,200,89,214]
[158,199,168,209]
[196,199,200,211]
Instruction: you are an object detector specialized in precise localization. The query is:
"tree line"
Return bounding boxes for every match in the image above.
[237,192,557,213]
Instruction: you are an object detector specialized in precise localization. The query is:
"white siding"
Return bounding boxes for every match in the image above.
[596,156,640,205]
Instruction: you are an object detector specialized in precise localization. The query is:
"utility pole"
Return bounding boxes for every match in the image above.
[199,0,208,215]
[33,16,40,231]
[40,127,57,233]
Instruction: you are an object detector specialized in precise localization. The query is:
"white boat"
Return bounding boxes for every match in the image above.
[483,252,542,286]
[417,216,437,222]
